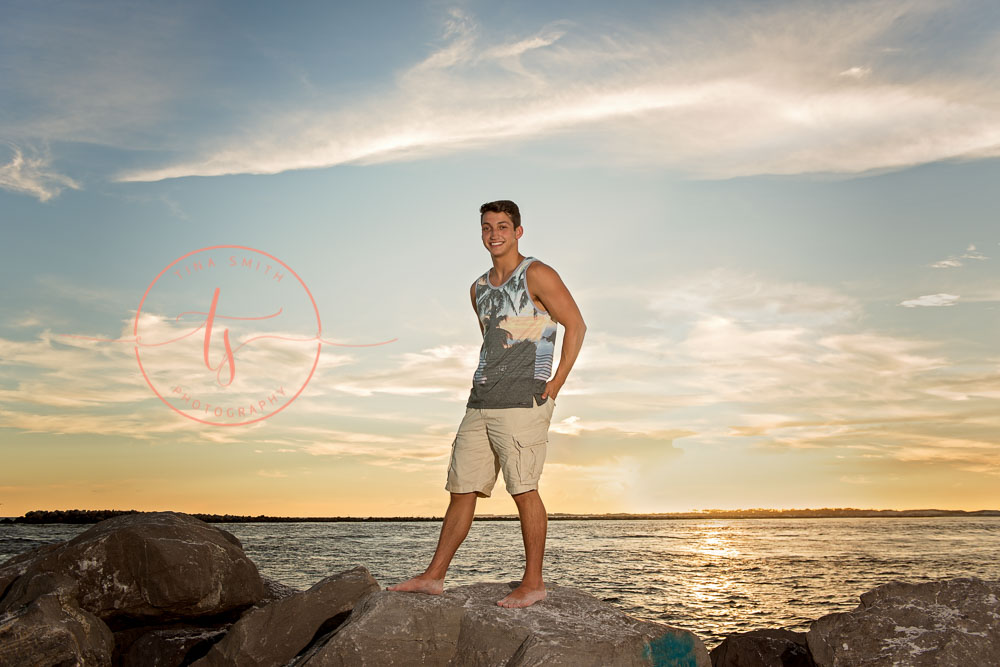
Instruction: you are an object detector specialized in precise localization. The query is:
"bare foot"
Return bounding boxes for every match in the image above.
[497,582,546,608]
[385,575,444,595]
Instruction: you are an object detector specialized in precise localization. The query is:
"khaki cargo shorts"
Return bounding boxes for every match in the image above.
[445,396,555,497]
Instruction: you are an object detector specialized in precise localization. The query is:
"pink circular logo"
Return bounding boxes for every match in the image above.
[134,245,322,426]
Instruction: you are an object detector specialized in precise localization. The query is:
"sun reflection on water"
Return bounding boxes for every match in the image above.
[690,524,742,558]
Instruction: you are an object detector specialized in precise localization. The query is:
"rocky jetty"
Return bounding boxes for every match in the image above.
[0,512,708,666]
[0,512,997,666]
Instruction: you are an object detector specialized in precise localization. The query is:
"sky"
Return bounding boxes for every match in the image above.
[2,0,999,517]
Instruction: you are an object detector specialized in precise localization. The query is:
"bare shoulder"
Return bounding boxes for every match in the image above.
[525,259,581,325]
[526,260,560,281]
[527,260,565,290]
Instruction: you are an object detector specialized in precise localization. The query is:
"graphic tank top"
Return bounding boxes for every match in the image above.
[467,256,558,408]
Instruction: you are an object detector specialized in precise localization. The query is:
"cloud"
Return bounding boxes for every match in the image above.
[645,268,862,326]
[316,344,479,400]
[4,265,999,481]
[547,421,688,466]
[0,144,79,202]
[930,259,963,268]
[930,243,989,268]
[962,244,988,260]
[560,267,1000,476]
[0,319,471,463]
[8,315,43,328]
[839,66,872,79]
[271,424,457,474]
[111,1,1000,182]
[0,309,366,429]
[899,293,960,307]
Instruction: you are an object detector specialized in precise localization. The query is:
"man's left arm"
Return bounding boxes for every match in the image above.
[527,262,586,401]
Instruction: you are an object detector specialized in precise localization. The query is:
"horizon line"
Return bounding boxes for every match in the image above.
[5,507,999,523]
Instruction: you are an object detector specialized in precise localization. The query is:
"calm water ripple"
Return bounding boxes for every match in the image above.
[2,517,998,648]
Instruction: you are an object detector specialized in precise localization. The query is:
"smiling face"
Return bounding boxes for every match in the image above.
[481,211,522,258]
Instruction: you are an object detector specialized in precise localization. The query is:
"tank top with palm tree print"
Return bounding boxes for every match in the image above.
[467,256,558,409]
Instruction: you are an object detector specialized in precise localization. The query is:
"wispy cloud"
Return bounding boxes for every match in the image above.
[562,268,1000,473]
[899,293,960,307]
[930,243,989,268]
[0,144,79,202]
[112,1,1000,182]
[3,265,999,478]
[315,344,479,400]
[547,422,688,466]
[839,66,872,79]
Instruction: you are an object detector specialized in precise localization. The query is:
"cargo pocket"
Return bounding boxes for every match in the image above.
[514,434,547,482]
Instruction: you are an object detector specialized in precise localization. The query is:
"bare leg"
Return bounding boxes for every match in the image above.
[497,489,547,608]
[386,491,477,594]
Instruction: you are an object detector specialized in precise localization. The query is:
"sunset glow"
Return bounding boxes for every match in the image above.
[2,0,998,517]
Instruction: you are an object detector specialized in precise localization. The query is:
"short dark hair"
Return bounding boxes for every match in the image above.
[480,200,521,229]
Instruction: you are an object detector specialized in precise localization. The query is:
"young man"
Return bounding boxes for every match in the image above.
[387,200,587,608]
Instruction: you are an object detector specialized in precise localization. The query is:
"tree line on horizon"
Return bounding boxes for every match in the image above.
[2,507,997,524]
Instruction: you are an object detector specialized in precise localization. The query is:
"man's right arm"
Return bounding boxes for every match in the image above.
[470,282,484,336]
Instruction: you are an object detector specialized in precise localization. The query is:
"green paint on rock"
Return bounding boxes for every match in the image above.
[642,631,698,667]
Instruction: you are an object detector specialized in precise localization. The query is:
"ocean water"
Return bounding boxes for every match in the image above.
[2,517,998,648]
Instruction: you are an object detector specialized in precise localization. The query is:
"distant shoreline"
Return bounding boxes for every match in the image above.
[2,508,998,524]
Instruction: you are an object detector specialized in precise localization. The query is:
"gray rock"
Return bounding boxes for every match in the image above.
[301,581,710,666]
[807,577,1000,666]
[194,566,379,667]
[0,512,265,626]
[710,629,815,666]
[298,585,465,666]
[0,591,114,667]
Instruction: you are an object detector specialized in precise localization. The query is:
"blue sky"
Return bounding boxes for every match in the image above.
[2,0,999,516]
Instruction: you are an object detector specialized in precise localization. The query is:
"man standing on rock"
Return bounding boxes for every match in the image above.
[388,199,587,608]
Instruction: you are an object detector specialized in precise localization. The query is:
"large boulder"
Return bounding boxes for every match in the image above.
[194,566,379,666]
[0,589,114,666]
[807,577,1000,666]
[299,582,711,666]
[0,512,265,627]
[710,629,815,666]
